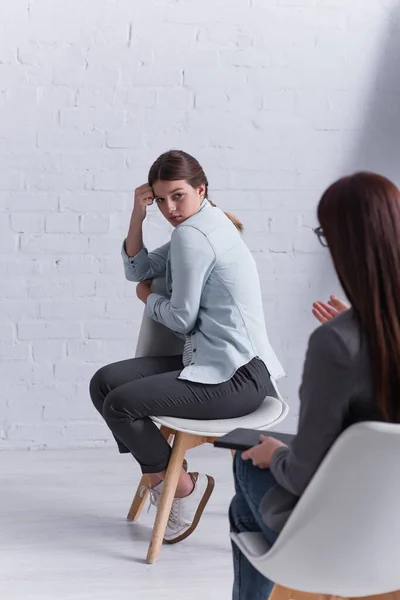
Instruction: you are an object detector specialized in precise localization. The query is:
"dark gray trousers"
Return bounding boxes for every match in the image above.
[89,355,273,474]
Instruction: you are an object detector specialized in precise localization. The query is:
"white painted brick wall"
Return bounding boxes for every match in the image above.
[1,0,399,449]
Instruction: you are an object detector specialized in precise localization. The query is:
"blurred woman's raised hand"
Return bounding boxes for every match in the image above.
[312,295,350,324]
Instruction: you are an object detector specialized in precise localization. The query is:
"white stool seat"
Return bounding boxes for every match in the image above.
[152,394,287,437]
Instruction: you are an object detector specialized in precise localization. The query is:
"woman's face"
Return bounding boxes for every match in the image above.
[152,179,206,226]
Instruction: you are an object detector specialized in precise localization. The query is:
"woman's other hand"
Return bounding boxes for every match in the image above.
[241,435,287,469]
[133,184,154,222]
[312,295,350,324]
[136,279,153,304]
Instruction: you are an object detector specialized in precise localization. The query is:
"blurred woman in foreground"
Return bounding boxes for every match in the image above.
[230,172,400,599]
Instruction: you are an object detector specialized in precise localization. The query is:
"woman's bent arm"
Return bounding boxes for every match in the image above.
[146,226,215,334]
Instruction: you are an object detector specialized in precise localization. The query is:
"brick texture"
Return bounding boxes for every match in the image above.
[0,0,399,449]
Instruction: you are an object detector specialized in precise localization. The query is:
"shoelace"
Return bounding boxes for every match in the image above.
[139,485,181,524]
[168,498,180,526]
[139,485,160,513]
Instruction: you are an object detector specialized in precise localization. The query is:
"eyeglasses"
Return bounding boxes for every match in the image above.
[313,226,328,247]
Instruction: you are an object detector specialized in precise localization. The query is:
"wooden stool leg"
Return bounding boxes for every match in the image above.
[126,426,175,522]
[270,589,400,600]
[146,432,193,564]
[160,425,175,443]
[127,474,149,521]
[269,585,294,600]
[362,594,400,600]
[270,588,332,600]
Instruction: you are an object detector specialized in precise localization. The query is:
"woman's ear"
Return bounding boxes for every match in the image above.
[198,184,206,200]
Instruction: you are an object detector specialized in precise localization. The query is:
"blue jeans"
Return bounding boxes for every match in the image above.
[230,452,279,600]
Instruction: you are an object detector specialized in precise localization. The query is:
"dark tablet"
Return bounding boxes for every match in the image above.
[214,428,294,451]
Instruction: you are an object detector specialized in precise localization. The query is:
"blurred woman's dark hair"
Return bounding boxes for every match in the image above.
[148,150,243,233]
[318,172,400,421]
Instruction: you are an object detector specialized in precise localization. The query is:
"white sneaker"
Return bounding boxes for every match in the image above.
[140,480,163,513]
[163,472,215,544]
[139,460,189,510]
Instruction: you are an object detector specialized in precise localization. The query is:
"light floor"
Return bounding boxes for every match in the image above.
[0,445,236,600]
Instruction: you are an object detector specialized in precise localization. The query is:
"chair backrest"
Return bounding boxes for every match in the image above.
[135,277,184,359]
[256,421,400,597]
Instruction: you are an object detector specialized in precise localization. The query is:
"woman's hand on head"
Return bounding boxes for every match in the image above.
[132,184,154,222]
[241,435,287,469]
[136,279,153,304]
[312,295,350,324]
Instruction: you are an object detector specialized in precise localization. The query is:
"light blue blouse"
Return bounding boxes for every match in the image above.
[122,200,284,384]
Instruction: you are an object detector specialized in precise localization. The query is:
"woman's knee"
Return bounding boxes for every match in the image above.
[229,490,259,534]
[229,492,243,532]
[102,386,141,424]
[234,452,273,495]
[101,387,120,422]
[89,365,113,413]
[233,451,249,488]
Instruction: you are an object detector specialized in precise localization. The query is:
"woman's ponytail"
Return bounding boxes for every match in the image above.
[208,199,244,233]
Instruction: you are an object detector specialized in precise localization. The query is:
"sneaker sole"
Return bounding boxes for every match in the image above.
[164,475,215,545]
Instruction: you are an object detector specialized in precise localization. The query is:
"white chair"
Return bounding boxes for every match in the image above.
[231,421,400,600]
[127,278,288,564]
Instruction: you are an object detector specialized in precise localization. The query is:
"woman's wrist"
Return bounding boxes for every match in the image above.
[126,217,144,257]
[136,281,153,304]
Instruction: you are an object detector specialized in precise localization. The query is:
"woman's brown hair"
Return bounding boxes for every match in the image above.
[318,172,400,421]
[148,150,243,233]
